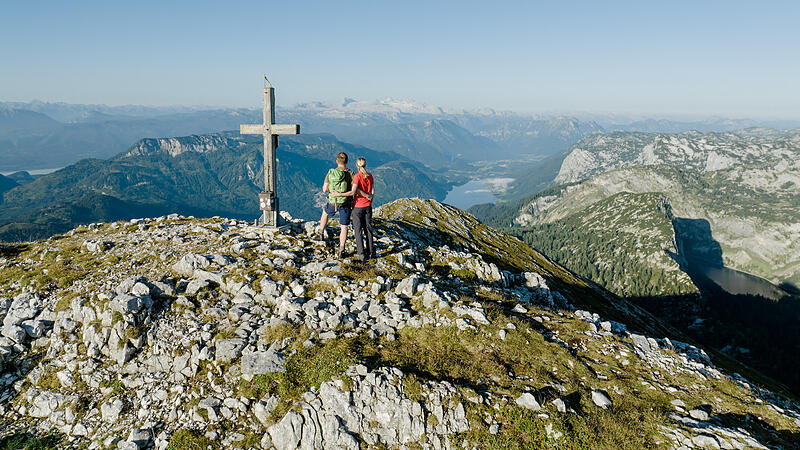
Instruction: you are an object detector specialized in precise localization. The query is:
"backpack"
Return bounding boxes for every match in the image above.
[327,168,353,205]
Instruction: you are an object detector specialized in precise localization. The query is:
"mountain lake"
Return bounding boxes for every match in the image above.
[688,260,790,300]
[443,178,513,210]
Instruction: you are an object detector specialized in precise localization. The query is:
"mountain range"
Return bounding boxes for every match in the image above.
[0,133,450,242]
[9,98,796,175]
[470,127,800,393]
[498,129,800,288]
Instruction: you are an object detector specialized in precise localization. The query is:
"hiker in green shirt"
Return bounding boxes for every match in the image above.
[314,152,355,258]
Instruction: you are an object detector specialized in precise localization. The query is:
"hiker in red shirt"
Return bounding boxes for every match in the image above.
[334,157,375,261]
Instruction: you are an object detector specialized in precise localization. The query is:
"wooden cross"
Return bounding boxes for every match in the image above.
[240,87,299,226]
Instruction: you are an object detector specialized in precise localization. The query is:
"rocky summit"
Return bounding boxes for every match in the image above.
[0,198,799,449]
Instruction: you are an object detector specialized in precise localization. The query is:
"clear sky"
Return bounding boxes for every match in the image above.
[1,0,799,118]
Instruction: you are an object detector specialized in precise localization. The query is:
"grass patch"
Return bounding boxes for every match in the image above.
[54,292,82,312]
[0,432,63,450]
[0,241,96,292]
[123,322,147,341]
[213,328,237,341]
[166,429,218,450]
[402,373,426,402]
[239,337,357,402]
[338,262,378,281]
[304,281,339,299]
[100,378,125,396]
[270,266,301,284]
[235,432,262,449]
[376,259,408,280]
[451,267,478,281]
[36,371,61,391]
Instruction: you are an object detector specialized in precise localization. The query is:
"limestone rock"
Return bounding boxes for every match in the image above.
[241,350,286,375]
[101,397,124,423]
[215,338,246,363]
[591,391,612,409]
[516,393,541,411]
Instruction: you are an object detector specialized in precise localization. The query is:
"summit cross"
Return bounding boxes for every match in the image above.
[240,86,300,226]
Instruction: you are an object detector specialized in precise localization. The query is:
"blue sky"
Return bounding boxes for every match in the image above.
[1,0,798,117]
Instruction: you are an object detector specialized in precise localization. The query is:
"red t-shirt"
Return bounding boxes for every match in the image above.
[353,172,374,208]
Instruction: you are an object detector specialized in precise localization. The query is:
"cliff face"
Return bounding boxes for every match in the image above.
[123,134,245,158]
[0,199,798,448]
[555,129,800,184]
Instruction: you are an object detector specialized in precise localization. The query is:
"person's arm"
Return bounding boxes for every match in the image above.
[367,176,375,200]
[355,176,373,199]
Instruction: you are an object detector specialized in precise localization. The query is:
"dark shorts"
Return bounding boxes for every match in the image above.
[324,203,352,226]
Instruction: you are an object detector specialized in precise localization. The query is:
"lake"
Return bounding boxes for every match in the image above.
[1,167,63,176]
[443,178,512,210]
[687,259,789,301]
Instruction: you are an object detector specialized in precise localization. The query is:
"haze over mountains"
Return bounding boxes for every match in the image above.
[6,98,799,173]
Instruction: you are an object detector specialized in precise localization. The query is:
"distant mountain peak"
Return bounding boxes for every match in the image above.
[122,134,244,158]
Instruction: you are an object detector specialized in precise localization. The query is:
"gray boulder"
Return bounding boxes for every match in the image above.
[29,391,69,418]
[242,350,286,375]
[689,408,710,421]
[172,253,210,277]
[268,410,304,450]
[215,338,246,363]
[101,397,124,423]
[110,294,144,314]
[394,276,418,298]
[591,390,612,409]
[630,333,652,353]
[21,319,49,339]
[515,393,541,411]
[1,324,27,343]
[692,434,721,449]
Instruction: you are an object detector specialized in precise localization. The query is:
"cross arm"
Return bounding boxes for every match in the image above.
[272,124,300,135]
[240,124,299,135]
[240,124,266,135]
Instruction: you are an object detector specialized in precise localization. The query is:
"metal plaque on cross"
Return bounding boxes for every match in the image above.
[240,86,300,226]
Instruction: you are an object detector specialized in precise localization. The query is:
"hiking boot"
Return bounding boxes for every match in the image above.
[337,247,346,259]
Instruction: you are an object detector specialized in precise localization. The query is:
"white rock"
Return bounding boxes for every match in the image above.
[516,393,541,411]
[101,397,124,423]
[591,391,612,409]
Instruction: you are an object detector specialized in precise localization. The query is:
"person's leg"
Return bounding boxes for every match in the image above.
[364,206,375,258]
[352,207,365,257]
[337,206,352,256]
[338,225,347,254]
[317,205,330,236]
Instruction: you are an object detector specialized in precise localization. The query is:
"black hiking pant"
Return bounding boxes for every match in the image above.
[352,206,374,258]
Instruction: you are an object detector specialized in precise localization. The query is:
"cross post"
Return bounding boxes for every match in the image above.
[240,87,300,226]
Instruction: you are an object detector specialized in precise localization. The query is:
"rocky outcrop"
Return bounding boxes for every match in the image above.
[0,200,798,448]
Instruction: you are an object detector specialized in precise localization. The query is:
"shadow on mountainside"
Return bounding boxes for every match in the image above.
[672,217,724,267]
[627,217,800,395]
[714,412,800,448]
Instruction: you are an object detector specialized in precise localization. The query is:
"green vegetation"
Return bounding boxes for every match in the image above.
[511,192,698,298]
[0,133,451,242]
[0,432,63,450]
[166,429,218,450]
[269,266,301,284]
[239,338,356,403]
